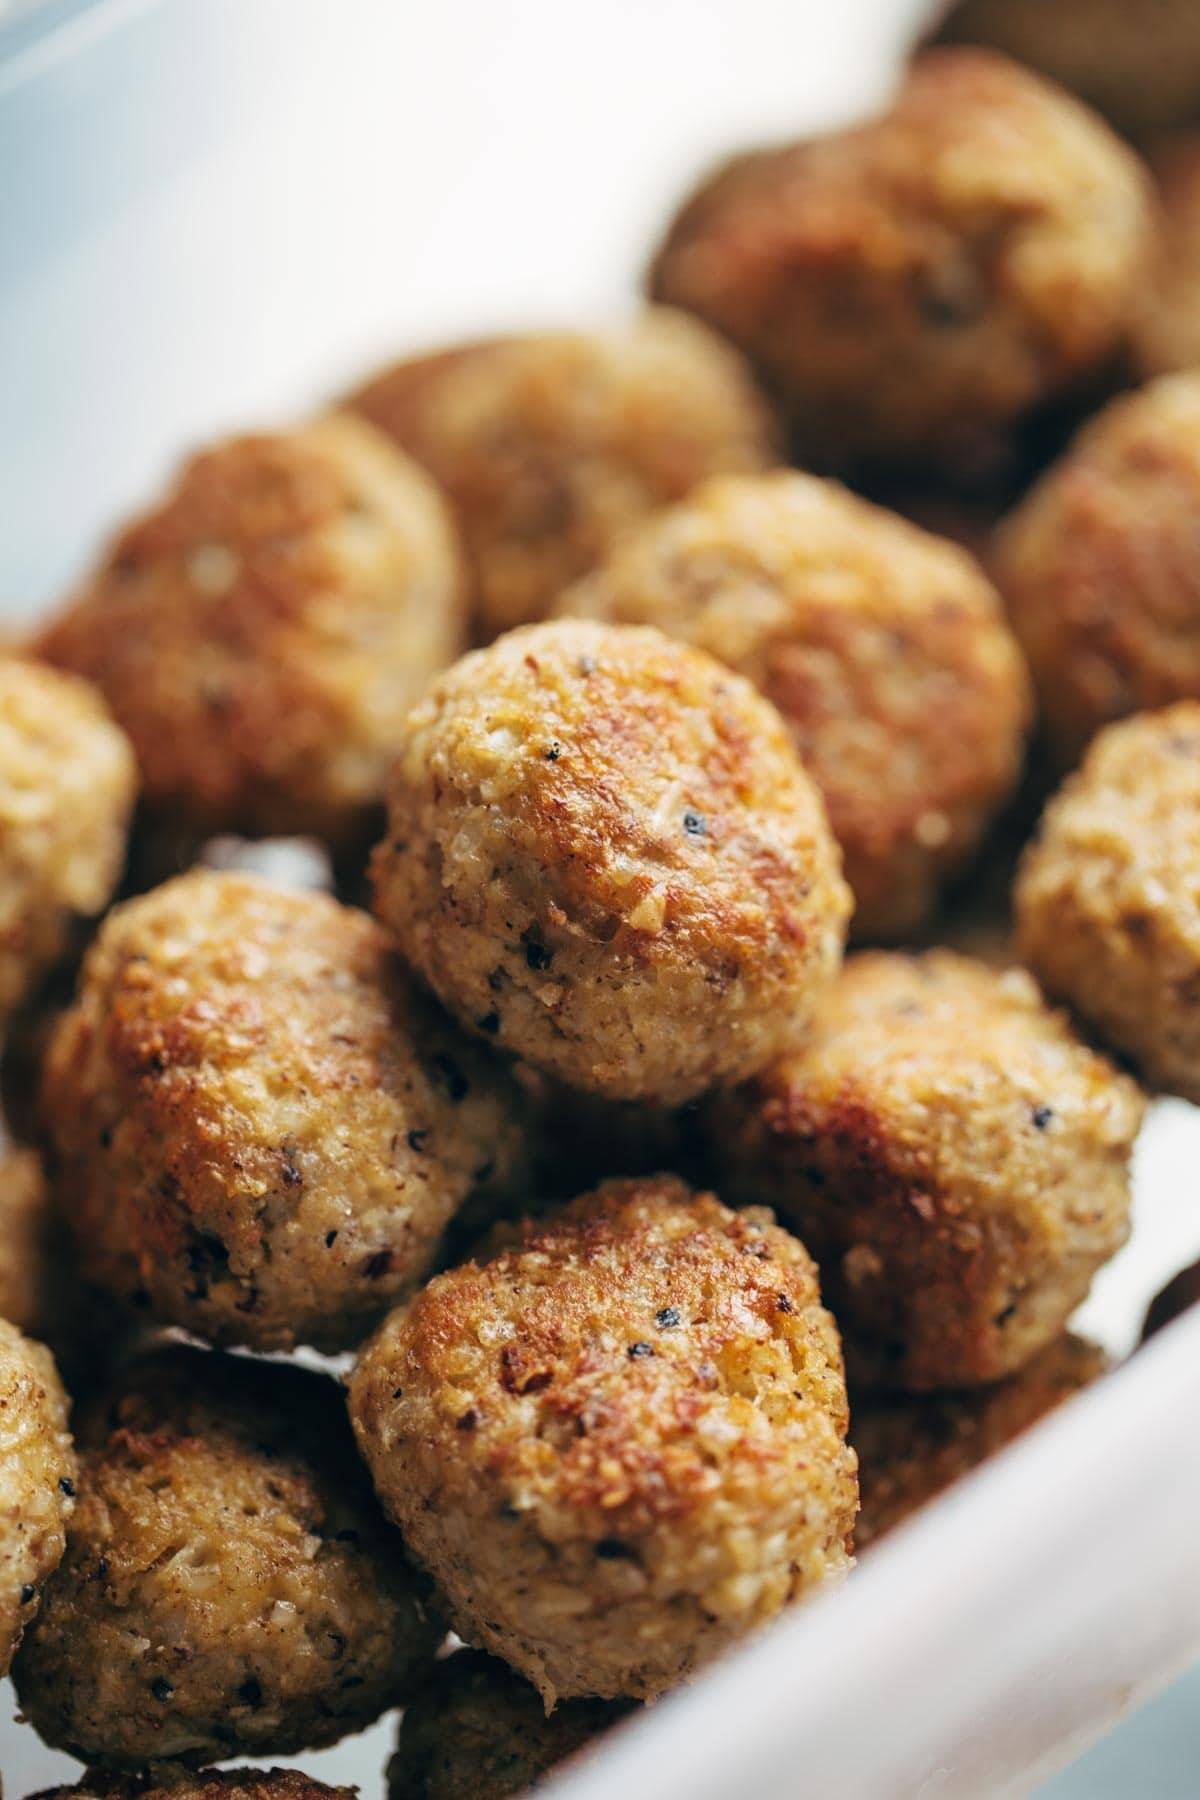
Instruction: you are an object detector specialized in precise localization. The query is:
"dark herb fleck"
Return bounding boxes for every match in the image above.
[1031,1104,1054,1131]
[280,1157,302,1187]
[683,811,707,838]
[19,1584,34,1604]
[776,1293,794,1314]
[151,1678,174,1702]
[325,1230,338,1248]
[655,1307,682,1329]
[627,1341,654,1359]
[58,1477,75,1498]
[392,1388,404,1400]
[457,1408,480,1432]
[524,938,553,972]
[545,742,562,761]
[407,1129,429,1152]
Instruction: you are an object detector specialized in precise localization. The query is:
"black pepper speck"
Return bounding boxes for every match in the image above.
[1031,1104,1054,1131]
[627,1341,654,1359]
[683,810,707,838]
[151,1677,174,1702]
[655,1307,681,1329]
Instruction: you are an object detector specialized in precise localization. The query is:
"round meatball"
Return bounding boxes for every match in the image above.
[561,473,1031,939]
[709,951,1144,1390]
[372,619,849,1105]
[37,414,465,847]
[0,657,135,1020]
[1133,136,1200,377]
[648,50,1153,479]
[42,870,530,1352]
[853,1334,1106,1551]
[0,1316,76,1677]
[1016,703,1200,1099]
[347,311,777,640]
[349,1174,857,1705]
[31,1773,354,1800]
[995,374,1200,767]
[13,1346,440,1767]
[387,1652,628,1800]
[931,0,1200,140]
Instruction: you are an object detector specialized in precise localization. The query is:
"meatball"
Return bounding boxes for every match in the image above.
[31,1773,354,1800]
[372,620,849,1105]
[931,0,1200,140]
[0,1316,76,1677]
[996,374,1200,766]
[13,1346,440,1767]
[854,1334,1106,1551]
[38,414,465,847]
[349,1174,857,1705]
[42,870,530,1352]
[709,951,1143,1390]
[1132,136,1200,378]
[346,311,777,640]
[0,657,135,1020]
[648,50,1153,480]
[1016,703,1200,1100]
[387,1651,628,1799]
[561,473,1031,939]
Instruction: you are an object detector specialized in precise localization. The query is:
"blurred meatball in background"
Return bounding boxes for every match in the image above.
[0,1317,76,1678]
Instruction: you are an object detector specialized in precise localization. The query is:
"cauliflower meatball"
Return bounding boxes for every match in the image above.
[37,415,465,847]
[347,311,777,640]
[996,375,1200,766]
[0,1316,75,1677]
[372,620,849,1105]
[709,952,1143,1390]
[1016,703,1200,1099]
[648,50,1153,480]
[561,473,1031,939]
[387,1652,628,1799]
[0,658,135,1020]
[42,870,530,1351]
[14,1347,440,1767]
[1132,136,1200,377]
[32,1773,354,1800]
[854,1334,1106,1551]
[349,1175,857,1705]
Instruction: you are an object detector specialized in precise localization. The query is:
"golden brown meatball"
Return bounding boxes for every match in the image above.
[995,374,1200,766]
[387,1651,629,1799]
[649,50,1153,480]
[1132,135,1200,377]
[13,1346,440,1767]
[0,1316,75,1677]
[561,473,1031,939]
[931,0,1200,140]
[709,951,1143,1390]
[372,619,849,1105]
[1016,703,1200,1099]
[853,1334,1106,1551]
[38,415,465,847]
[0,658,135,1021]
[31,1772,354,1800]
[42,870,530,1352]
[349,1175,857,1705]
[346,311,777,641]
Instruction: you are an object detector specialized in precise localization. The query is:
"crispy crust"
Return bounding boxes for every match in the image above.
[14,1347,440,1766]
[30,1771,356,1800]
[42,870,531,1351]
[0,1317,76,1677]
[649,50,1153,477]
[350,1175,856,1704]
[709,951,1143,1389]
[38,415,465,845]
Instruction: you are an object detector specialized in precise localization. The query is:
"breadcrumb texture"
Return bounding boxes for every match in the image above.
[562,473,1030,939]
[347,311,777,640]
[42,870,530,1351]
[648,49,1153,476]
[1016,703,1200,1100]
[0,1316,75,1677]
[710,951,1143,1389]
[0,657,135,1020]
[853,1333,1106,1550]
[387,1651,628,1799]
[30,1770,355,1800]
[14,1347,440,1767]
[372,619,849,1104]
[996,374,1200,765]
[38,414,465,845]
[349,1175,857,1704]
[1133,136,1200,378]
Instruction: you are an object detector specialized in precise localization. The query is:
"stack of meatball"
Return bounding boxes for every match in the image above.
[6,16,1200,1799]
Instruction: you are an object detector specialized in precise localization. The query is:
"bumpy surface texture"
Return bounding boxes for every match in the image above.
[0,657,135,1020]
[649,50,1152,477]
[710,951,1143,1389]
[42,870,529,1351]
[30,1771,355,1800]
[0,1316,75,1677]
[372,619,849,1104]
[387,1651,628,1799]
[14,1347,440,1766]
[562,473,1030,938]
[996,375,1200,766]
[350,1175,856,1704]
[1133,136,1200,377]
[853,1334,1106,1550]
[347,311,777,639]
[1016,703,1200,1100]
[38,414,464,845]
